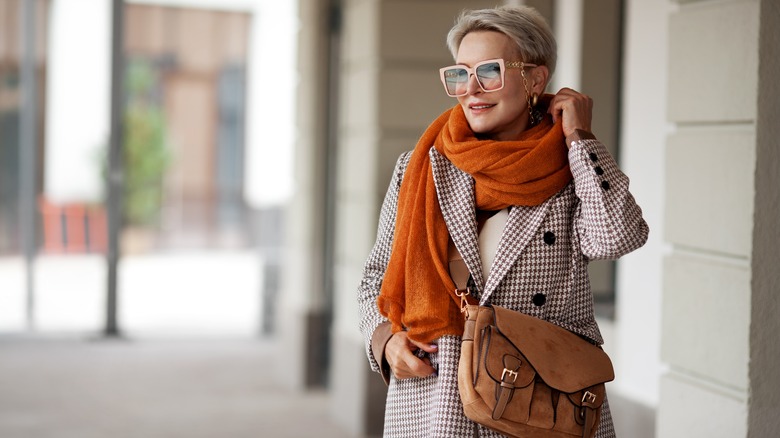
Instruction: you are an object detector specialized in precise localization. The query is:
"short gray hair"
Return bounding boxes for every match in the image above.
[446,6,557,76]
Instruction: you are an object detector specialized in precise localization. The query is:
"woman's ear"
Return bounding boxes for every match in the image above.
[532,65,550,94]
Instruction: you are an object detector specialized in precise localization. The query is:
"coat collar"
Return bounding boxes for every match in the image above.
[429,148,554,303]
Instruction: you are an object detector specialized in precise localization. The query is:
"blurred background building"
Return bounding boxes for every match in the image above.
[0,0,295,336]
[0,0,777,437]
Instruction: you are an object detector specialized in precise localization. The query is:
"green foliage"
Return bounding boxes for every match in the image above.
[121,60,170,227]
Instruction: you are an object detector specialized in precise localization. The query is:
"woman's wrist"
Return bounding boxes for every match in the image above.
[565,129,596,149]
[371,322,394,385]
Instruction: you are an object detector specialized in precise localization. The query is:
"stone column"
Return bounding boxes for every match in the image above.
[276,0,332,390]
[613,0,669,418]
[327,1,495,435]
[748,1,780,435]
[658,0,780,435]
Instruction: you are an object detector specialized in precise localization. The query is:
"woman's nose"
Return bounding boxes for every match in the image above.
[466,73,482,95]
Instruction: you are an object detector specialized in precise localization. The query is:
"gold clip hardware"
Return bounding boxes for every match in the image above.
[455,288,470,313]
[582,391,597,404]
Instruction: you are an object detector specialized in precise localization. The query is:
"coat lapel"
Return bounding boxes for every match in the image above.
[429,149,486,291]
[481,199,553,302]
[430,148,557,302]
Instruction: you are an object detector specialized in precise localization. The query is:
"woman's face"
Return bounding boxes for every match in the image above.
[455,31,534,141]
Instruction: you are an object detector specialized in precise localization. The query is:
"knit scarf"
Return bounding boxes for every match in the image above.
[377,98,572,343]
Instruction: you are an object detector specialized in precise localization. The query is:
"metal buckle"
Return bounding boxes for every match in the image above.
[501,368,518,383]
[455,288,470,313]
[582,391,597,404]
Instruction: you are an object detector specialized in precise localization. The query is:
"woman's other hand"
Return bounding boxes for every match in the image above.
[548,88,593,139]
[385,331,438,379]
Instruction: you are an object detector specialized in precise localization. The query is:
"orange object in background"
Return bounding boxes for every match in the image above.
[63,204,86,253]
[86,206,107,253]
[38,196,107,254]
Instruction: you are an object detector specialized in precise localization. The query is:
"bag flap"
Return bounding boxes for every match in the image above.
[481,326,536,389]
[490,305,614,393]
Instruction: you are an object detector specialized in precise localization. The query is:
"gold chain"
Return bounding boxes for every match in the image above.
[520,66,534,124]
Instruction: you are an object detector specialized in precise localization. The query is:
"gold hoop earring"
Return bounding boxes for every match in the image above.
[521,68,543,128]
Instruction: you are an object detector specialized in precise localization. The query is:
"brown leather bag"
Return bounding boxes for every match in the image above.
[458,303,613,438]
[449,234,613,437]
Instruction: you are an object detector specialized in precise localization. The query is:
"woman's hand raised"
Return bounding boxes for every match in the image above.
[547,88,593,139]
[385,331,438,380]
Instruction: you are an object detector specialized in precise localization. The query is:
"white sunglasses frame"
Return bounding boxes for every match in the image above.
[438,58,537,97]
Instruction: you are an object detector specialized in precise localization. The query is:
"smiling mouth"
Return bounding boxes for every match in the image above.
[470,104,496,110]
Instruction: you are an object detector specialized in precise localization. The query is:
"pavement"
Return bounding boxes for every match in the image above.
[0,252,655,438]
[0,252,353,438]
[0,335,350,438]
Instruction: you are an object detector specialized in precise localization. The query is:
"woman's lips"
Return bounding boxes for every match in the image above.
[468,103,496,113]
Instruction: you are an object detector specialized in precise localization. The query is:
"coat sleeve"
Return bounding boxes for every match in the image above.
[568,133,649,260]
[357,151,412,380]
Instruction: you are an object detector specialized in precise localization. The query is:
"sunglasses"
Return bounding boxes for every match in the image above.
[438,58,537,97]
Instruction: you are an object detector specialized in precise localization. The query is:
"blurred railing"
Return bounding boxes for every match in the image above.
[38,196,107,253]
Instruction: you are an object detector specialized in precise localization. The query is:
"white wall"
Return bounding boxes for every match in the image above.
[657,1,759,435]
[550,0,582,92]
[612,0,671,407]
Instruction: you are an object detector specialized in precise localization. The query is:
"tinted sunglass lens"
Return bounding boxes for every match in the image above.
[444,68,468,96]
[476,62,502,91]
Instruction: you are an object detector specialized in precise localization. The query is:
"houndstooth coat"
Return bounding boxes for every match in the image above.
[358,135,649,437]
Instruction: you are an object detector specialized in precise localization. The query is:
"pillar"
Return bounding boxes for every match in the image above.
[658,0,779,435]
[327,1,495,435]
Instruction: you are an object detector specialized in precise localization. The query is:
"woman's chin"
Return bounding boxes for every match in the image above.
[465,119,494,136]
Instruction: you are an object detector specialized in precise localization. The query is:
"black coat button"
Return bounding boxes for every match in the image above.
[543,231,556,245]
[532,293,546,306]
[589,152,598,162]
[601,180,610,190]
[594,166,604,175]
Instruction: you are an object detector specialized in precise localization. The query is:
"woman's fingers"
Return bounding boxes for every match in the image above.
[395,354,436,380]
[548,87,593,137]
[409,338,438,354]
[385,331,437,379]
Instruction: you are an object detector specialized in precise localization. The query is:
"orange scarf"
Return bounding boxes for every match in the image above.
[377,100,572,343]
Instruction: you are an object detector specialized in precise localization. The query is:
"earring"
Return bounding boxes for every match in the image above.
[521,69,543,128]
[529,92,543,126]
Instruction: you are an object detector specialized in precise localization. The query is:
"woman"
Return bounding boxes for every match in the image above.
[358,5,648,437]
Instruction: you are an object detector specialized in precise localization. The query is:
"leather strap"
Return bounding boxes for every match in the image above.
[582,407,595,438]
[491,355,522,420]
[580,388,599,438]
[492,382,514,420]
